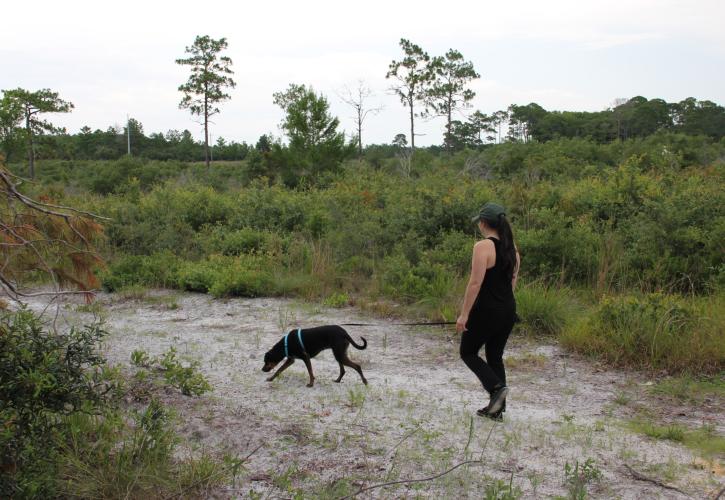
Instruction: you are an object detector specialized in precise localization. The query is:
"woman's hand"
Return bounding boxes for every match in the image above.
[456,315,468,334]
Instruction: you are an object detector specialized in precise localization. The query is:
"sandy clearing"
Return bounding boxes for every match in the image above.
[23,291,724,499]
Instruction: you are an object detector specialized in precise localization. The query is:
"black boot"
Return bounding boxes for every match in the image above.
[476,405,504,421]
[476,399,506,420]
[488,385,509,414]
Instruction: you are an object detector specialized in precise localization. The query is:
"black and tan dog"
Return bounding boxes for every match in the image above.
[262,325,368,387]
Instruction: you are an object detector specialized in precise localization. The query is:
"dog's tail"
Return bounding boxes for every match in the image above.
[346,334,367,350]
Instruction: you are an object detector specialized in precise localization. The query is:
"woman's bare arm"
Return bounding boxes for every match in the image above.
[456,240,492,333]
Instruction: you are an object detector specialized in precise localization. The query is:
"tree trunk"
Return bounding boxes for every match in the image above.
[204,95,210,170]
[409,95,415,151]
[446,96,452,153]
[25,113,34,179]
[357,113,363,157]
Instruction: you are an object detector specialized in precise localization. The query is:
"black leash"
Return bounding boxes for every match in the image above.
[341,321,456,327]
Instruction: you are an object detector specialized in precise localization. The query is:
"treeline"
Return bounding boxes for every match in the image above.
[23,120,253,163]
[2,34,723,173]
[2,96,722,167]
[503,96,725,145]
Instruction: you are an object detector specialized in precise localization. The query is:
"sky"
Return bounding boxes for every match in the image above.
[2,0,724,147]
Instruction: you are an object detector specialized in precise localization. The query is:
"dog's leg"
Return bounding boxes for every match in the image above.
[299,355,315,387]
[267,358,294,382]
[335,362,345,383]
[342,356,367,385]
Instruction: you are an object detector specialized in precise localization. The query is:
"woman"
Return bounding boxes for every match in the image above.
[456,202,520,421]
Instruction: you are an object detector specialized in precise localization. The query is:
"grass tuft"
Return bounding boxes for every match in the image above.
[561,292,725,374]
[515,283,578,336]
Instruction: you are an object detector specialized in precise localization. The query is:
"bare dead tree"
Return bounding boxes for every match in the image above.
[337,80,383,157]
[611,97,630,141]
[0,161,107,304]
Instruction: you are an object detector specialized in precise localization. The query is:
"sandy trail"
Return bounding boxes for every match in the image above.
[25,291,723,499]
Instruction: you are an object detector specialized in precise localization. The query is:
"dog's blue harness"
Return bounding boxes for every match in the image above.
[284,328,306,358]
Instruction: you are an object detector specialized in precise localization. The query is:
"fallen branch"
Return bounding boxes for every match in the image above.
[340,422,497,499]
[624,464,690,497]
[387,425,421,457]
[340,459,485,499]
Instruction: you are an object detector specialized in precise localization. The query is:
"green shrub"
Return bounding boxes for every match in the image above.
[0,309,113,497]
[202,226,285,257]
[157,348,212,396]
[379,253,435,302]
[425,230,474,275]
[0,308,225,498]
[175,258,221,293]
[176,254,277,298]
[131,349,151,367]
[562,293,725,374]
[102,252,181,291]
[209,268,274,298]
[515,207,600,285]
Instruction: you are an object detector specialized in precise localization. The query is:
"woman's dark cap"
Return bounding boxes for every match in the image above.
[471,202,506,224]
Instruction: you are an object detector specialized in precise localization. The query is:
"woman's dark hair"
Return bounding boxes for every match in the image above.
[486,214,517,279]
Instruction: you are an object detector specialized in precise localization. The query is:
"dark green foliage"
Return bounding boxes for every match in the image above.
[504,96,724,144]
[102,252,181,291]
[60,134,722,299]
[0,308,228,497]
[0,309,112,496]
[271,84,353,185]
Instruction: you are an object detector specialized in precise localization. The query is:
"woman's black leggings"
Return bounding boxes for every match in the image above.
[459,310,514,394]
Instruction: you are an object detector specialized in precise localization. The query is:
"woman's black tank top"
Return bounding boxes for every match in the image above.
[467,237,515,326]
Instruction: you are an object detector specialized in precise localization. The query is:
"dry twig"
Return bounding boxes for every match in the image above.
[340,421,497,499]
[624,464,691,497]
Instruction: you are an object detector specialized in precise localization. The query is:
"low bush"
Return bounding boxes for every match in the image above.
[561,293,725,374]
[157,347,212,396]
[199,225,287,257]
[176,254,277,297]
[102,251,181,291]
[0,308,114,497]
[0,308,228,497]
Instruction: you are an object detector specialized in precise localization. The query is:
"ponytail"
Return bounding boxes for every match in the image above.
[474,202,517,279]
[492,214,517,280]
